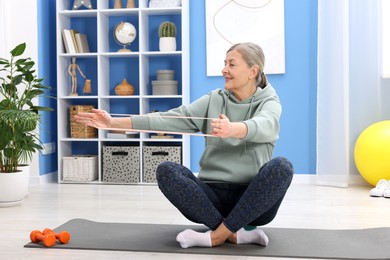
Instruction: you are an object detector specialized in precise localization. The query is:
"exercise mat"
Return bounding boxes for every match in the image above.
[25,218,390,259]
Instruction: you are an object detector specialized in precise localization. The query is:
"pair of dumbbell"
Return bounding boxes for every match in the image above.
[30,228,70,247]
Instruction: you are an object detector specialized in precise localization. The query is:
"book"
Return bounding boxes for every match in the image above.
[75,33,90,53]
[62,29,76,54]
[70,30,79,53]
[61,30,70,53]
[106,132,139,139]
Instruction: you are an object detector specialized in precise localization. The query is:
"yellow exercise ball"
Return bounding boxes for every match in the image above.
[354,120,390,186]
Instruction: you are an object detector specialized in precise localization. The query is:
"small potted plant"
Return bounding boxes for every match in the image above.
[0,43,53,206]
[158,21,177,52]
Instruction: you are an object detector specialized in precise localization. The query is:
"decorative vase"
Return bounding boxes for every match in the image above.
[115,78,134,95]
[159,37,177,52]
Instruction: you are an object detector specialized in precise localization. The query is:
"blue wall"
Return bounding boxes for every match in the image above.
[189,0,318,174]
[37,0,318,175]
[38,0,58,175]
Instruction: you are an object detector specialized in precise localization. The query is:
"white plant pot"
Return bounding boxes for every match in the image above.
[0,165,30,207]
[159,37,177,52]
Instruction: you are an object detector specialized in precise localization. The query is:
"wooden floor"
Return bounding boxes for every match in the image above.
[1,178,388,260]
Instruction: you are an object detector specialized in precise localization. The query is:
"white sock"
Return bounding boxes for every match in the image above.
[176,229,212,248]
[236,228,269,246]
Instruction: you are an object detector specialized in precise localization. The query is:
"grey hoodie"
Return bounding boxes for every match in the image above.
[132,84,281,184]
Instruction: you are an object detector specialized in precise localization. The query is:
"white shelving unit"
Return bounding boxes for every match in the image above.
[56,0,190,184]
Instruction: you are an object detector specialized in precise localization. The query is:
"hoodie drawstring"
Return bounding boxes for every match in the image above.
[243,95,255,153]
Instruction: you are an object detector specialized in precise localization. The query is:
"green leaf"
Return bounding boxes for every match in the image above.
[33,83,51,89]
[32,106,54,112]
[12,75,23,85]
[25,72,34,82]
[18,62,35,72]
[26,89,45,98]
[10,43,26,57]
[3,148,14,158]
[15,58,27,64]
[4,83,17,96]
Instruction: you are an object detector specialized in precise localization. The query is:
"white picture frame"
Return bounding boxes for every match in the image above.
[205,0,285,76]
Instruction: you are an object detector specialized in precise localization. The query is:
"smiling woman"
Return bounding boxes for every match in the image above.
[75,42,294,249]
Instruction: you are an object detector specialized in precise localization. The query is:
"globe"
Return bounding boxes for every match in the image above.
[114,22,136,52]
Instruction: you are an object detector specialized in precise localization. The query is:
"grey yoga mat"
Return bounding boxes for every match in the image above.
[25,218,390,259]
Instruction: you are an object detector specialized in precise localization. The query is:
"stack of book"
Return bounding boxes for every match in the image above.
[62,29,90,54]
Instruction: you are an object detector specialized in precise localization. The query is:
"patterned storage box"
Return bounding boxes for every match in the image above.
[103,146,140,183]
[143,146,182,183]
[62,155,98,182]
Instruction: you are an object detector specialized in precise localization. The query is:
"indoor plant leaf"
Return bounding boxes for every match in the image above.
[10,43,26,57]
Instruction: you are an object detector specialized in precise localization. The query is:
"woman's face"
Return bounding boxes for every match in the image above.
[222,49,254,92]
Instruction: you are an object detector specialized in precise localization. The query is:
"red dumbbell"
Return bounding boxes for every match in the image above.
[30,230,56,247]
[42,228,70,244]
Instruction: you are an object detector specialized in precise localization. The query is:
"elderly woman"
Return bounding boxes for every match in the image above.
[75,42,293,248]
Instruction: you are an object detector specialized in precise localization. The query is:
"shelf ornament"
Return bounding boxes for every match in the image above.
[72,0,93,10]
[114,22,137,52]
[115,78,134,96]
[114,0,136,8]
[158,21,177,52]
[68,57,89,96]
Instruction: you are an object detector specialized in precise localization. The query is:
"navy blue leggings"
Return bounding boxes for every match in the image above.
[156,157,294,233]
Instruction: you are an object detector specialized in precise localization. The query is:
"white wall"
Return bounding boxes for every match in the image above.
[0,0,38,60]
[380,0,390,119]
[0,0,39,176]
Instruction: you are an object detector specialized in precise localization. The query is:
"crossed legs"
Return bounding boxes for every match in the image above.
[156,157,294,248]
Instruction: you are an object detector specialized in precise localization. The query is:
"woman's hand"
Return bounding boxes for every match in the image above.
[211,114,233,138]
[74,109,112,129]
[211,114,248,139]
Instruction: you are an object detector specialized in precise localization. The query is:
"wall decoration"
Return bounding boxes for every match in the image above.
[205,0,285,76]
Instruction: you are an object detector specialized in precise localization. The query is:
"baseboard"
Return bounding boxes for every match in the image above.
[347,174,370,186]
[292,174,317,184]
[29,171,58,186]
[293,173,369,187]
[28,172,369,187]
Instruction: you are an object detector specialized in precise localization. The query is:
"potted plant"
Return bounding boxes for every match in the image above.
[158,21,177,52]
[0,43,53,206]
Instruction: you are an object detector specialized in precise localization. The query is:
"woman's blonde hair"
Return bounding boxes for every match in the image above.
[227,42,268,88]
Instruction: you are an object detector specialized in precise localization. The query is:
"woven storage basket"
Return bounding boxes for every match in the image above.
[70,105,97,138]
[62,155,98,182]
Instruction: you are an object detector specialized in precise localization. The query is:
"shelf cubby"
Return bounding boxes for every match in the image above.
[56,0,189,184]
